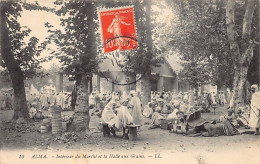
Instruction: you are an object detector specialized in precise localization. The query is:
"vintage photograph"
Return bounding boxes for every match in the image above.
[0,0,259,163]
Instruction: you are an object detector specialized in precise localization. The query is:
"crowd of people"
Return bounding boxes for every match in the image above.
[143,89,232,130]
[26,91,71,120]
[87,88,232,136]
[87,84,260,137]
[0,83,259,136]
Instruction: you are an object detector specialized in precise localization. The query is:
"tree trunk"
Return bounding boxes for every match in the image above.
[70,75,90,133]
[71,84,77,110]
[226,0,256,110]
[89,75,93,93]
[69,2,96,133]
[134,0,153,106]
[0,5,29,121]
[232,62,250,109]
[136,73,151,106]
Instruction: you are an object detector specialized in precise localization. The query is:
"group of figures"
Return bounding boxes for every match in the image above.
[27,92,71,120]
[88,90,142,139]
[87,88,238,138]
[141,85,260,136]
[143,89,231,121]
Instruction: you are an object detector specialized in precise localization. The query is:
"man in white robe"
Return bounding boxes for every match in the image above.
[29,103,37,119]
[40,93,49,110]
[249,85,260,135]
[101,100,116,127]
[128,90,143,126]
[143,102,154,118]
[56,93,63,109]
[101,100,117,136]
[115,101,133,138]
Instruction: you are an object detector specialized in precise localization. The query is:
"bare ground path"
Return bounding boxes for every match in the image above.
[1,107,260,164]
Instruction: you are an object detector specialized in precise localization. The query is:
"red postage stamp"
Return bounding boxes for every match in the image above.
[99,6,138,53]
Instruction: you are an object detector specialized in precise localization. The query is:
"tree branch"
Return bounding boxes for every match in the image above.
[226,0,241,61]
[242,0,256,40]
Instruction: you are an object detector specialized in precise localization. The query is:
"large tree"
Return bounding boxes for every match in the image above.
[167,0,258,105]
[226,0,258,109]
[166,0,235,89]
[0,1,49,121]
[47,0,99,132]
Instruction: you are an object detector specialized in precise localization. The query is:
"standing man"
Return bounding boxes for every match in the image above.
[128,90,142,126]
[249,85,260,135]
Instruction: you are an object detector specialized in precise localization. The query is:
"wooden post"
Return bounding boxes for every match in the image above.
[97,75,100,93]
[56,72,63,93]
[112,83,115,92]
[102,123,110,137]
[89,76,93,93]
[127,125,140,140]
[157,76,164,92]
[176,72,179,93]
[129,127,137,141]
[59,73,63,92]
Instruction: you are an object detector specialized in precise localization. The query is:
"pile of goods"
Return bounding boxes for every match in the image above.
[40,114,74,134]
[53,132,81,143]
[39,106,62,134]
[2,120,37,133]
[159,109,202,131]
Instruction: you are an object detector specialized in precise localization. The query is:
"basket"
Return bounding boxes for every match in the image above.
[51,106,62,134]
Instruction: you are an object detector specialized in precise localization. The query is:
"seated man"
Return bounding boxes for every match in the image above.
[115,100,133,139]
[29,103,37,119]
[168,111,188,134]
[171,111,185,124]
[236,107,250,128]
[143,102,154,118]
[29,103,43,121]
[220,108,236,123]
[167,108,179,120]
[158,99,171,114]
[89,96,103,133]
[101,100,117,136]
[149,104,166,129]
[179,102,188,113]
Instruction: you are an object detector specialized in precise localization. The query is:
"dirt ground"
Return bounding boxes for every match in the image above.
[1,106,260,164]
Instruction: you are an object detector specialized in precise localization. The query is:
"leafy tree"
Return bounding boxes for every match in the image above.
[166,0,233,89]
[0,1,50,121]
[46,0,164,132]
[166,0,259,107]
[46,0,99,132]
